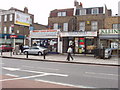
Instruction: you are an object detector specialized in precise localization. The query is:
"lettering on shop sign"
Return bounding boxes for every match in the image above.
[99,29,120,35]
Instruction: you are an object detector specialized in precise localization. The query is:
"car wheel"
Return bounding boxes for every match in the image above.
[24,51,28,55]
[38,52,42,56]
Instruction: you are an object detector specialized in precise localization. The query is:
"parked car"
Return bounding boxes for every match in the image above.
[23,45,29,51]
[0,45,13,52]
[23,46,48,55]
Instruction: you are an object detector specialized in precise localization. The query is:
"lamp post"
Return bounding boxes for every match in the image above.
[11,24,15,48]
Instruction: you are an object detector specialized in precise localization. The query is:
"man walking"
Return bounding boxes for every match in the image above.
[66,46,74,61]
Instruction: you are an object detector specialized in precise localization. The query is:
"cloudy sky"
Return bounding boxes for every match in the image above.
[0,0,119,25]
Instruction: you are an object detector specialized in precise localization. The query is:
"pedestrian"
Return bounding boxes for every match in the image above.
[19,44,23,54]
[66,46,74,61]
[13,45,20,55]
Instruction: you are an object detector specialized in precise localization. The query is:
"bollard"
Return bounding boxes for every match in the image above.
[43,50,46,59]
[1,50,2,56]
[10,50,12,56]
[26,52,28,58]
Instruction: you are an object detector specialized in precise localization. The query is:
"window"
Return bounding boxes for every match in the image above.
[63,23,68,31]
[79,22,85,31]
[80,9,86,15]
[53,23,58,29]
[91,21,98,31]
[4,27,7,33]
[113,24,120,29]
[4,15,7,22]
[57,12,66,16]
[92,8,99,14]
[9,14,13,21]
[0,15,1,22]
[9,27,12,34]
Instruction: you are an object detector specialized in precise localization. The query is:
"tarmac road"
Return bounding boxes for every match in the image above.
[1,58,119,88]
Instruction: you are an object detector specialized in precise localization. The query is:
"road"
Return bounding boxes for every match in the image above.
[0,58,119,88]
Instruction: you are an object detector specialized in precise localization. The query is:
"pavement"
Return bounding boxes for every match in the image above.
[0,52,119,66]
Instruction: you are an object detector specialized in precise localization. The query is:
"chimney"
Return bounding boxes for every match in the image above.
[74,0,79,6]
[79,2,83,8]
[108,9,112,16]
[24,7,28,13]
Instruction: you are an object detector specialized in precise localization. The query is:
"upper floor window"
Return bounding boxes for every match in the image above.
[113,24,120,29]
[9,14,13,21]
[79,22,85,31]
[9,26,12,34]
[53,23,58,29]
[91,21,98,31]
[4,15,7,22]
[4,27,7,33]
[91,21,98,30]
[63,23,68,31]
[80,9,86,15]
[0,15,1,22]
[57,12,66,16]
[92,8,99,14]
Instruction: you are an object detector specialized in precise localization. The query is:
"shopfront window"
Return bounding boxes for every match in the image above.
[32,39,58,53]
[74,37,96,54]
[74,38,85,54]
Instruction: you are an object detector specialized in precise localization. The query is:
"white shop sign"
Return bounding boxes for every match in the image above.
[60,31,97,37]
[30,30,58,38]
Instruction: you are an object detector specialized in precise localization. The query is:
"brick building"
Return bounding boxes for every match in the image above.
[0,7,34,46]
[99,16,120,56]
[48,0,113,54]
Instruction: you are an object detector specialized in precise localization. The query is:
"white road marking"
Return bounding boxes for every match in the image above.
[85,72,119,76]
[2,67,20,71]
[20,69,68,77]
[22,65,59,70]
[0,73,48,82]
[5,74,19,77]
[2,67,68,77]
[35,79,95,88]
[1,66,68,82]
[0,63,4,65]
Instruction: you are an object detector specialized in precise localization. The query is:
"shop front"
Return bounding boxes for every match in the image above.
[99,29,120,56]
[0,34,25,46]
[30,30,59,53]
[60,31,98,54]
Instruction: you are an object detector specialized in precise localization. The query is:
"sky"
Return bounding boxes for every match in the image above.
[0,0,119,25]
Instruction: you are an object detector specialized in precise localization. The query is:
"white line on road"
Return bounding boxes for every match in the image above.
[85,72,119,76]
[35,79,95,88]
[2,67,68,77]
[0,73,48,82]
[2,67,20,71]
[5,74,19,77]
[22,65,59,71]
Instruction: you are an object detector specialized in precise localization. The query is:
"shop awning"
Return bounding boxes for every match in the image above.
[99,35,120,39]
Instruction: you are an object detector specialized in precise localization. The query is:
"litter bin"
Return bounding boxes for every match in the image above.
[104,48,112,59]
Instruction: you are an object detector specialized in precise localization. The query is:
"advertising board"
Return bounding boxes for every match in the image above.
[14,11,31,26]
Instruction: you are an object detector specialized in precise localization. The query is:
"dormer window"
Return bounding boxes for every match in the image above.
[57,12,66,16]
[92,8,99,14]
[79,9,86,15]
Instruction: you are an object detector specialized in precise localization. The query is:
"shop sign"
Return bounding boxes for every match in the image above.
[99,29,120,35]
[60,31,97,37]
[10,35,18,38]
[30,30,58,37]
